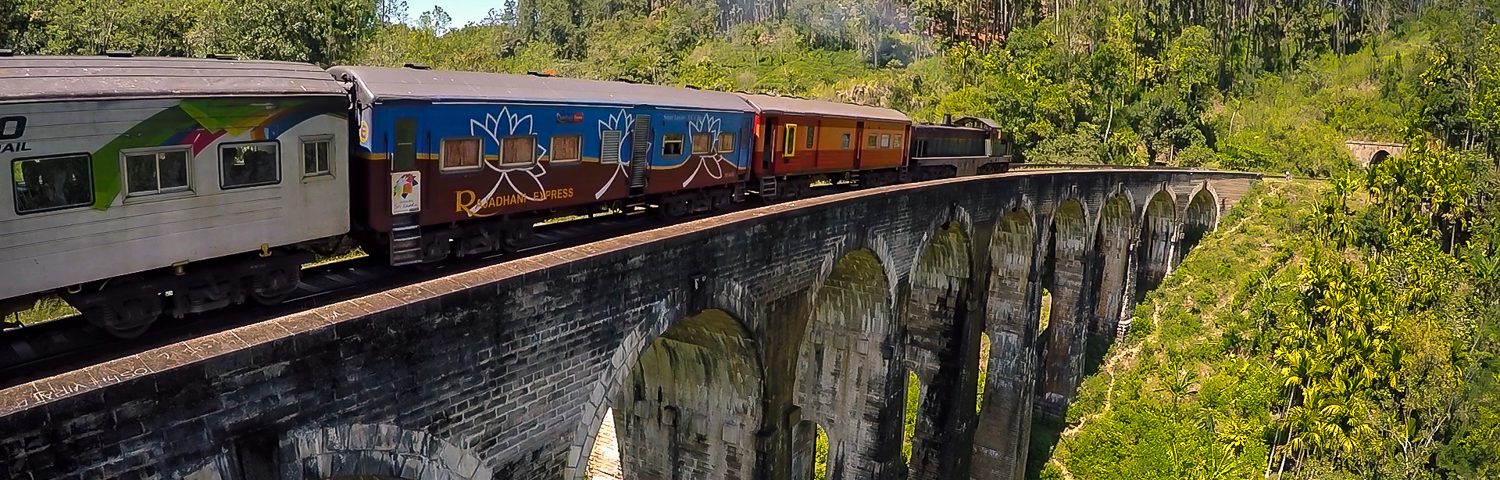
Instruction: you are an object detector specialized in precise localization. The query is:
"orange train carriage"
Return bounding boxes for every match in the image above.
[739,94,913,200]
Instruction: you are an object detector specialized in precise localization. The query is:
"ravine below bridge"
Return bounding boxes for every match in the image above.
[0,168,1259,480]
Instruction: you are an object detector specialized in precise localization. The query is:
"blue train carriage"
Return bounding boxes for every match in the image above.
[329,65,755,266]
[0,55,351,337]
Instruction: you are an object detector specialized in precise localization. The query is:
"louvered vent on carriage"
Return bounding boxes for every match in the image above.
[602,130,622,164]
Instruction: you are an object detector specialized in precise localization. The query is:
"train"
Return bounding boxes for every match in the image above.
[0,55,1013,338]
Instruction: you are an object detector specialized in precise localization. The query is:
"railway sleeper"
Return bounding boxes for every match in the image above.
[61,250,312,339]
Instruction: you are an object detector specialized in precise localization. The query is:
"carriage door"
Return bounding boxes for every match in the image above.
[628,114,652,195]
[853,121,866,170]
[761,116,778,174]
[388,117,424,265]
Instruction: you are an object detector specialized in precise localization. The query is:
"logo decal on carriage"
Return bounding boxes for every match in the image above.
[682,114,738,187]
[0,116,28,153]
[391,171,421,214]
[464,107,550,217]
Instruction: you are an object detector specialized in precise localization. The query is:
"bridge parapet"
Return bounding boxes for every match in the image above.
[0,169,1259,480]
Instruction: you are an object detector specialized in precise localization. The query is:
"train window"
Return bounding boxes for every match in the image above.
[600,130,622,164]
[551,135,582,163]
[894,134,903,149]
[220,142,280,189]
[301,136,333,177]
[782,124,797,157]
[500,136,537,167]
[123,147,191,197]
[662,133,684,157]
[691,132,712,155]
[879,134,891,149]
[441,137,482,171]
[867,134,878,148]
[12,154,93,214]
[718,133,735,153]
[805,126,815,149]
[841,134,851,149]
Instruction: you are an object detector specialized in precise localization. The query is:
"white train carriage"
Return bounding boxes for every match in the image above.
[0,56,351,337]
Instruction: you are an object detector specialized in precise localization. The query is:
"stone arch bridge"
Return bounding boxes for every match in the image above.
[1345,139,1406,167]
[0,169,1258,480]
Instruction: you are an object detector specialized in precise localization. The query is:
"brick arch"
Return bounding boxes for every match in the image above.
[1036,197,1091,417]
[903,210,973,480]
[1135,188,1178,299]
[612,308,764,480]
[1181,186,1219,257]
[280,423,491,480]
[971,206,1038,480]
[1088,191,1135,346]
[795,248,897,480]
[790,419,830,480]
[567,277,761,480]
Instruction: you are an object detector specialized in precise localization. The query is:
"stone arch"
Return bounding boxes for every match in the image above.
[903,215,972,480]
[1087,191,1134,356]
[280,423,492,480]
[1035,197,1092,418]
[611,308,763,480]
[792,420,831,480]
[1181,186,1219,257]
[1370,149,1391,166]
[796,249,896,480]
[971,207,1037,480]
[568,276,762,480]
[1135,188,1177,301]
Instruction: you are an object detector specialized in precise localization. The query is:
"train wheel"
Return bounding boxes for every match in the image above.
[85,296,160,339]
[250,267,299,306]
[710,190,732,211]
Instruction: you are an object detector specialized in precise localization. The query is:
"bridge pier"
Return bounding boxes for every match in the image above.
[970,207,1039,480]
[1034,198,1096,420]
[1090,192,1135,345]
[793,249,899,480]
[903,218,974,480]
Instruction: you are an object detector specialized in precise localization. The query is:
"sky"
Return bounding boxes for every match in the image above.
[404,0,498,28]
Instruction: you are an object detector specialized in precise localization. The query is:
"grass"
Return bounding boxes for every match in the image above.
[5,296,79,327]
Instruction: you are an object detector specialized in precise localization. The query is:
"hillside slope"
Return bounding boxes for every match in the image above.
[1039,179,1324,478]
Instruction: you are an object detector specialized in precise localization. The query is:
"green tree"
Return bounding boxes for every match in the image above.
[198,0,378,65]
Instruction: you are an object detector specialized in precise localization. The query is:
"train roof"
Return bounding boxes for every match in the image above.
[734,93,910,123]
[329,66,755,112]
[913,123,987,131]
[953,116,1001,130]
[0,56,347,104]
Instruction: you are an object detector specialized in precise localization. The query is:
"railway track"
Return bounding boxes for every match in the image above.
[0,184,868,388]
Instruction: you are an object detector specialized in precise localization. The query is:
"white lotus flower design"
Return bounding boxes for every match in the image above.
[466,107,549,216]
[682,114,738,187]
